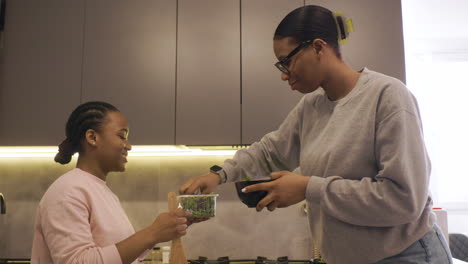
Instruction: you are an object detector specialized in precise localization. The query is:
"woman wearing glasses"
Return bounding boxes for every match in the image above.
[180,5,452,264]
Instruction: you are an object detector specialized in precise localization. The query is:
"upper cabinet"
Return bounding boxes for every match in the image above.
[0,0,406,146]
[81,0,176,145]
[175,0,241,145]
[241,0,304,144]
[0,0,84,146]
[306,0,406,82]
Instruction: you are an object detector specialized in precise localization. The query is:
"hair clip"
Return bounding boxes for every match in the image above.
[333,11,354,45]
[345,18,354,33]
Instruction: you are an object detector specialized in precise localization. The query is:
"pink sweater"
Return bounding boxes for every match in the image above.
[31,168,142,264]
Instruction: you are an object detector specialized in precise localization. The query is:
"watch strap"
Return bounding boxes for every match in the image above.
[210,165,227,183]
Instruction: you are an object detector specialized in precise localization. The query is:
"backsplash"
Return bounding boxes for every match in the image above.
[0,155,313,259]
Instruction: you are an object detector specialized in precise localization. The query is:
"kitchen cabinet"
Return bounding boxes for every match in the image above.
[306,0,406,82]
[81,0,176,145]
[175,0,241,145]
[0,0,84,146]
[241,0,304,144]
[0,0,407,146]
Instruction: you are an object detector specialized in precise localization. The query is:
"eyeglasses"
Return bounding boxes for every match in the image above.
[274,39,312,74]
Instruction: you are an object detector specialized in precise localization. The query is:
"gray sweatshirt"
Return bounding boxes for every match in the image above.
[221,68,435,264]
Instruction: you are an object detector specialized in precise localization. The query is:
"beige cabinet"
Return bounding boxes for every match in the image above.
[241,0,304,144]
[0,0,84,146]
[81,0,177,145]
[175,0,241,145]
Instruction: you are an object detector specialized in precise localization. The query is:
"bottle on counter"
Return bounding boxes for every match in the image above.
[151,247,162,264]
[312,259,327,264]
[162,246,171,264]
[313,247,327,264]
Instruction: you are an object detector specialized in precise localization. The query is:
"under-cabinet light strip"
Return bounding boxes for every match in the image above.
[0,145,239,158]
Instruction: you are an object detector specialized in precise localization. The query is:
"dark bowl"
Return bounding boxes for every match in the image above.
[235,179,273,208]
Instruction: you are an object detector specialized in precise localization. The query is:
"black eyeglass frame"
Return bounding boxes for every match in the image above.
[274,39,313,74]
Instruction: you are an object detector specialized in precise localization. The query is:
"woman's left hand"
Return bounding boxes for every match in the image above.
[243,171,310,212]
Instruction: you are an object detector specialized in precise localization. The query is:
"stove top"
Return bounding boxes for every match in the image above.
[1,256,326,264]
[188,256,322,264]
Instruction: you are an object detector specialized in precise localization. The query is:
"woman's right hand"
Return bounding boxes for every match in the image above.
[116,208,191,264]
[179,173,221,195]
[150,208,191,244]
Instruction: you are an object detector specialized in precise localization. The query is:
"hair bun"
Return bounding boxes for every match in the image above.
[55,139,76,164]
[54,152,73,165]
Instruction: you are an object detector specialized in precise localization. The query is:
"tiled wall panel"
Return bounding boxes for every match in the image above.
[0,156,312,259]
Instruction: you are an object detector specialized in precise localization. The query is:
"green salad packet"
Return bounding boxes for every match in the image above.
[177,194,219,218]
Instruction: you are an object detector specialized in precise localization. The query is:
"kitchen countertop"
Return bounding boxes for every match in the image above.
[1,258,466,264]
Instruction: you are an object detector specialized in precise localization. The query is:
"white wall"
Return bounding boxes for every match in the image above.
[402,0,468,234]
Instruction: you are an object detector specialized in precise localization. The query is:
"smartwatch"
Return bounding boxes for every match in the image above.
[210,165,226,183]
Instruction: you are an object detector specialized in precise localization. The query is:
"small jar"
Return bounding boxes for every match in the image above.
[151,247,162,264]
[162,246,170,264]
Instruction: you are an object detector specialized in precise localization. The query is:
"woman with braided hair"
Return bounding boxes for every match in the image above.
[31,101,191,264]
[180,5,452,264]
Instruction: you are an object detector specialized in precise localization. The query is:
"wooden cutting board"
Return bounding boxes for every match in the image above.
[168,192,187,264]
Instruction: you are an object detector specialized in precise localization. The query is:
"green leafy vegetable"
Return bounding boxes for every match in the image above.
[179,195,217,218]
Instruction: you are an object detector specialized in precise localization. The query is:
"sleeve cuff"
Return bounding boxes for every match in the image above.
[221,163,235,183]
[305,176,326,202]
[138,248,151,262]
[101,244,123,264]
[218,169,227,184]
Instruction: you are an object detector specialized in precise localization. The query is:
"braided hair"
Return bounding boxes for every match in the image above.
[274,5,349,59]
[55,101,119,164]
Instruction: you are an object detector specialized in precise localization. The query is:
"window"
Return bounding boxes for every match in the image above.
[402,0,468,209]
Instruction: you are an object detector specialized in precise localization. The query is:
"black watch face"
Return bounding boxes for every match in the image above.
[210,165,222,172]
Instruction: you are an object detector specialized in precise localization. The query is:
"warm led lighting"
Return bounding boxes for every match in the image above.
[0,145,241,158]
[0,146,65,158]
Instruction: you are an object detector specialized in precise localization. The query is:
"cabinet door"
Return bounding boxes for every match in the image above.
[241,0,304,144]
[81,0,176,145]
[0,0,84,145]
[306,0,406,82]
[176,0,241,145]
